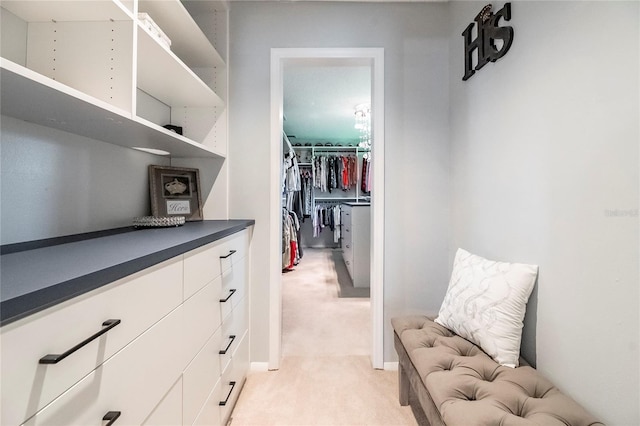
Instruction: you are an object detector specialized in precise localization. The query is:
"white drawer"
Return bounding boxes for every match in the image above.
[219,229,250,269]
[232,332,250,381]
[183,230,250,301]
[342,243,354,262]
[183,327,222,426]
[219,257,247,322]
[219,299,248,372]
[142,377,183,426]
[22,305,184,426]
[1,257,183,426]
[218,363,240,425]
[182,275,223,367]
[192,378,223,426]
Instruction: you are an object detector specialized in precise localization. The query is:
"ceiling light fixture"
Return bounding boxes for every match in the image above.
[132,147,171,156]
[354,103,371,158]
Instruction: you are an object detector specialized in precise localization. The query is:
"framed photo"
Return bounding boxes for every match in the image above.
[149,165,203,221]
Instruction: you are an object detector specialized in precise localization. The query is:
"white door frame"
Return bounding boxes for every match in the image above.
[269,47,385,370]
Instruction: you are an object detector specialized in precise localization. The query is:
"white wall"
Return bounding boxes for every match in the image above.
[228,2,451,363]
[0,115,171,244]
[449,1,639,423]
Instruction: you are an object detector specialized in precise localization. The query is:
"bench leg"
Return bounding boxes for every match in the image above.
[398,363,410,406]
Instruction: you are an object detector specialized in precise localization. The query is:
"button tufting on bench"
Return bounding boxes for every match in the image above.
[392,315,603,426]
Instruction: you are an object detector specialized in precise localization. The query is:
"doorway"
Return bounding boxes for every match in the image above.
[269,48,385,370]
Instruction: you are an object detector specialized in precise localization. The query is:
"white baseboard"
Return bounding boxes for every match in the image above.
[384,362,399,371]
[250,362,270,372]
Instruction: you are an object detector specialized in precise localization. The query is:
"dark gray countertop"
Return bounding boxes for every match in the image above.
[0,220,254,326]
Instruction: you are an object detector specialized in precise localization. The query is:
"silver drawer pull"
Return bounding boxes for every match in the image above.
[39,319,121,364]
[220,289,237,303]
[103,411,121,426]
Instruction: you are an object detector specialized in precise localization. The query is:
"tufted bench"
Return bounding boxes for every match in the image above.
[392,315,603,426]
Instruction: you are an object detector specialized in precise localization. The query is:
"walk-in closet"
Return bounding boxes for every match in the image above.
[280,60,372,357]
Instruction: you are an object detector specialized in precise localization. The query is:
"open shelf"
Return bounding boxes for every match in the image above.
[138,0,225,69]
[137,25,223,109]
[1,59,223,158]
[0,0,133,22]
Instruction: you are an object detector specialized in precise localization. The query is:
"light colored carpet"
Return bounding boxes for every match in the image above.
[282,248,370,356]
[229,249,420,425]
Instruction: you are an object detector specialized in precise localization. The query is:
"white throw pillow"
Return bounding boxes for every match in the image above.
[435,248,538,368]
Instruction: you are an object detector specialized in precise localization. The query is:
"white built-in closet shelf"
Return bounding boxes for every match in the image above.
[1,59,224,158]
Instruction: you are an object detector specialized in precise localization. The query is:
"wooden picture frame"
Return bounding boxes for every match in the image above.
[149,165,203,221]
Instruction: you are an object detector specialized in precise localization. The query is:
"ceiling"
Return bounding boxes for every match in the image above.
[283,60,371,144]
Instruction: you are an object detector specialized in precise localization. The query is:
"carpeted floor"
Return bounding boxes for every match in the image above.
[229,249,424,425]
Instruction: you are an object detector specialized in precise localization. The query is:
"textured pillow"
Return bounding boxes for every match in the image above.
[435,248,538,368]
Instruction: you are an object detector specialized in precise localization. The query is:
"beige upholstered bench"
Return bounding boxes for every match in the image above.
[392,315,603,426]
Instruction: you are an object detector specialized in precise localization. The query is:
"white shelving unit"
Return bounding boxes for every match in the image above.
[293,145,371,207]
[0,0,228,159]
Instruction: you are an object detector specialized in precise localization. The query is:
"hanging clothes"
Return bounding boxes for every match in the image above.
[361,157,371,193]
[312,203,342,240]
[333,205,342,243]
[300,169,313,218]
[282,208,302,270]
[313,154,358,193]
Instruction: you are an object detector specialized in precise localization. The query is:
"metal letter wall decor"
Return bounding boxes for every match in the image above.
[462,3,514,81]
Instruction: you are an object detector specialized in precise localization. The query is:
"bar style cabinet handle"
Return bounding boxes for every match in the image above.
[219,335,237,355]
[219,289,237,303]
[220,250,237,259]
[39,319,121,364]
[103,411,121,426]
[219,381,237,406]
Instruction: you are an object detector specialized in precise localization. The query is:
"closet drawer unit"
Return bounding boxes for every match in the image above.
[142,377,183,426]
[183,230,250,301]
[1,257,183,426]
[219,257,247,321]
[340,204,370,288]
[192,378,223,426]
[183,327,223,426]
[182,275,223,367]
[21,305,184,426]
